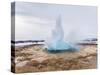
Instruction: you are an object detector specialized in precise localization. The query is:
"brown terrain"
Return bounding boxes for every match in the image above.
[11,44,97,73]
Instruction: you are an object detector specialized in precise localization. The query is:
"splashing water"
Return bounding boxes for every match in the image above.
[47,15,78,52]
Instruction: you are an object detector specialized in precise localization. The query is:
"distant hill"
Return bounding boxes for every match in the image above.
[78,38,97,45]
[83,38,97,41]
[11,40,45,44]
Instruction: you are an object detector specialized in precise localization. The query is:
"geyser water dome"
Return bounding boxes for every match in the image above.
[47,16,78,52]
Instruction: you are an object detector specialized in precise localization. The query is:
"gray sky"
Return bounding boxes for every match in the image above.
[11,2,97,43]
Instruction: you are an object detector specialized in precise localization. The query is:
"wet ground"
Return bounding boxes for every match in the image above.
[11,44,97,73]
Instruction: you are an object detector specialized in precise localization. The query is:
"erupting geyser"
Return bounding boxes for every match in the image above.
[47,15,78,52]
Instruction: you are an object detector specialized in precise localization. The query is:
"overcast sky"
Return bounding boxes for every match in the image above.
[11,2,97,43]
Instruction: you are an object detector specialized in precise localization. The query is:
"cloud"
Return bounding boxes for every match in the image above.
[11,2,97,42]
[14,15,54,41]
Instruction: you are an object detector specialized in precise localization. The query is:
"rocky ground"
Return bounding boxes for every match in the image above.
[11,44,97,73]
